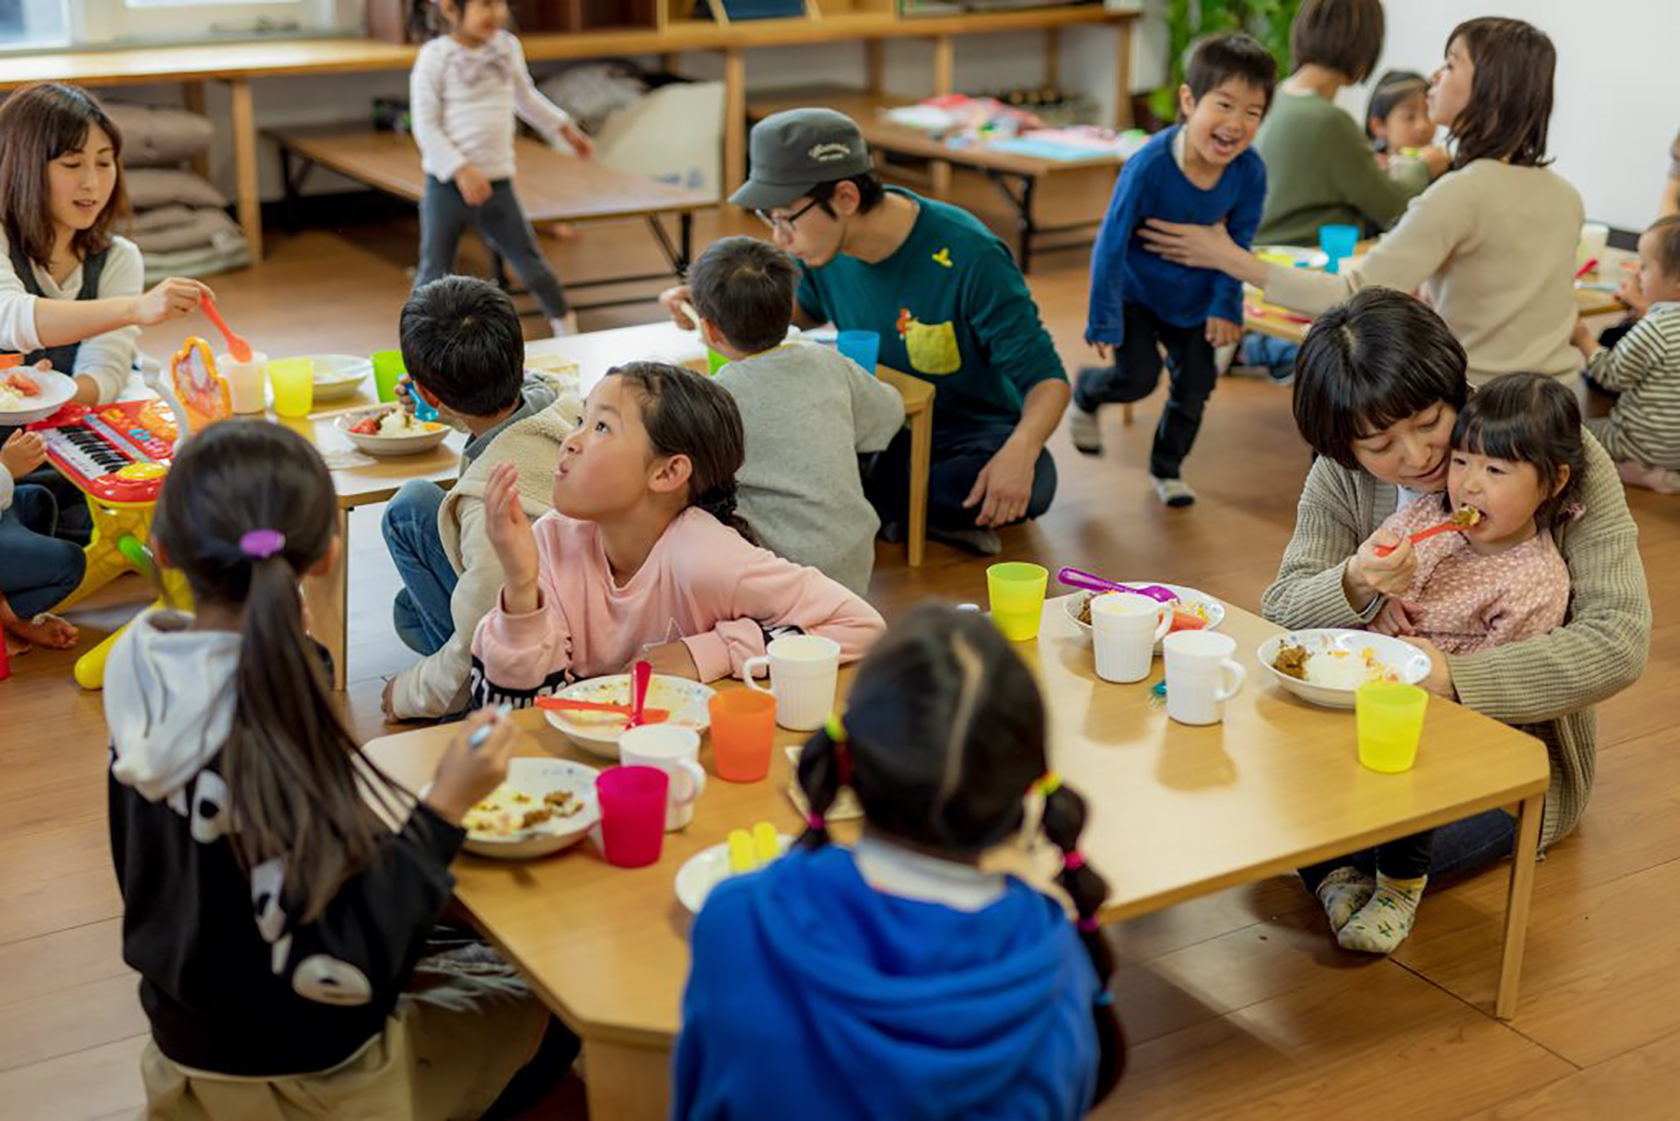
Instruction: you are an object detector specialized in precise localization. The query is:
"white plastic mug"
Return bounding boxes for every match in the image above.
[618,724,707,831]
[1578,222,1610,270]
[220,350,268,414]
[742,634,841,731]
[1163,631,1245,726]
[1090,592,1169,684]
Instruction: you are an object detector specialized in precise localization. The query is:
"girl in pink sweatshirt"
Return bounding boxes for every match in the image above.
[470,361,886,706]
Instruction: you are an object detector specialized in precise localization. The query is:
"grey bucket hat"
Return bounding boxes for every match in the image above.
[727,107,875,212]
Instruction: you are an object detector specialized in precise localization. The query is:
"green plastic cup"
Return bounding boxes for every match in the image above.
[1356,682,1429,773]
[706,348,728,376]
[267,357,314,418]
[986,562,1049,641]
[372,349,406,402]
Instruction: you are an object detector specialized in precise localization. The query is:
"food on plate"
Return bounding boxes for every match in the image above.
[726,820,783,875]
[0,372,41,410]
[348,408,438,437]
[1272,642,1399,689]
[556,678,704,731]
[1078,592,1209,633]
[463,785,583,837]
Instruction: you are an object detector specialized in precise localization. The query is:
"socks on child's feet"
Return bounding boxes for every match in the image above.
[1316,866,1375,933]
[1337,872,1427,954]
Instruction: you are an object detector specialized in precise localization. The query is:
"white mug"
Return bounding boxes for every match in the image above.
[1090,592,1169,684]
[1163,631,1245,726]
[220,351,268,414]
[1578,221,1610,270]
[742,634,841,731]
[618,724,707,831]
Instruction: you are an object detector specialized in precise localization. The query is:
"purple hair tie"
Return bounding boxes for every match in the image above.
[239,529,286,559]
[1076,917,1100,933]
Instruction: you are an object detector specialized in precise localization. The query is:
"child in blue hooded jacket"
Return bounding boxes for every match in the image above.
[672,603,1124,1120]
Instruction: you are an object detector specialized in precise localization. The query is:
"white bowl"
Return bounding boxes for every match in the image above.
[1257,629,1433,710]
[335,408,450,456]
[675,832,792,914]
[1064,584,1226,653]
[457,757,601,859]
[0,369,77,425]
[308,354,373,401]
[542,674,716,760]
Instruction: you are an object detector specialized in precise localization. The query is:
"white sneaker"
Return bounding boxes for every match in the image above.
[549,312,579,338]
[1068,407,1101,455]
[1151,476,1197,507]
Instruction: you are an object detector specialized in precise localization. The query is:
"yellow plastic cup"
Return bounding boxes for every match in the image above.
[268,357,315,418]
[1356,682,1429,773]
[986,562,1048,641]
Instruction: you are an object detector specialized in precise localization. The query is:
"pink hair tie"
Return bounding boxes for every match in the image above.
[1077,917,1100,933]
[805,813,825,830]
[1063,850,1086,872]
[239,528,286,559]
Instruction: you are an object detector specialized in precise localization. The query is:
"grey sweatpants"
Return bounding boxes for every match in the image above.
[416,176,568,319]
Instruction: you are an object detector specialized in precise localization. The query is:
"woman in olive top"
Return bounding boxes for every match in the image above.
[1253,0,1448,246]
[1145,17,1581,389]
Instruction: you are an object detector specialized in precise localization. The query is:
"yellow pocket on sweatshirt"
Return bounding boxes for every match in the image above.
[904,320,962,376]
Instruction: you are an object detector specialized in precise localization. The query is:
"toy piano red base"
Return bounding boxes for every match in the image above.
[28,400,178,505]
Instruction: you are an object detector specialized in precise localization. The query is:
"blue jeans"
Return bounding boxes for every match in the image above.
[863,421,1058,531]
[381,479,457,656]
[1299,807,1520,891]
[416,176,569,320]
[1238,332,1299,381]
[1,484,87,619]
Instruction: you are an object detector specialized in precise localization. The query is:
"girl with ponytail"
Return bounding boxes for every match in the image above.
[473,360,885,705]
[106,420,576,1118]
[674,603,1124,1121]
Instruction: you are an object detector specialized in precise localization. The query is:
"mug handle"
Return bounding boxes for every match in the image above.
[671,759,708,806]
[742,655,772,693]
[1214,659,1246,702]
[1151,608,1172,643]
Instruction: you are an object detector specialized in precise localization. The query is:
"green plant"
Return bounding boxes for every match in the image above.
[1149,0,1299,123]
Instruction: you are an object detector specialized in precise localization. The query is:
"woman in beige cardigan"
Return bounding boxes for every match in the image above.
[1266,289,1649,892]
[1141,16,1581,388]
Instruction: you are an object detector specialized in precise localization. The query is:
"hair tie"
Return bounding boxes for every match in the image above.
[1077,917,1100,933]
[805,813,826,830]
[1093,991,1114,1007]
[824,711,848,743]
[1063,850,1086,872]
[239,529,286,559]
[1034,771,1062,798]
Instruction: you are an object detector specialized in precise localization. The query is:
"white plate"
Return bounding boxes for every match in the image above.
[0,369,77,425]
[335,407,450,456]
[542,674,716,760]
[1257,629,1432,710]
[455,757,601,859]
[308,354,373,401]
[1064,584,1226,653]
[675,833,792,914]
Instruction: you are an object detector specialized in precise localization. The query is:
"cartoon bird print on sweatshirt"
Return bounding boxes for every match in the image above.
[896,307,962,375]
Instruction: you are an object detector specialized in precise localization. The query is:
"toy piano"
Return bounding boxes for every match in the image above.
[28,398,178,504]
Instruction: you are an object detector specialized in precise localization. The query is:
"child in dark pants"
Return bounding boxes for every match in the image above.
[0,429,84,654]
[1072,32,1275,507]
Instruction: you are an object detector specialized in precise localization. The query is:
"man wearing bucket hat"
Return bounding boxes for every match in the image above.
[660,108,1069,557]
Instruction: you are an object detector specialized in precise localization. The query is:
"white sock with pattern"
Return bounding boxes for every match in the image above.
[1338,872,1428,954]
[1316,866,1376,933]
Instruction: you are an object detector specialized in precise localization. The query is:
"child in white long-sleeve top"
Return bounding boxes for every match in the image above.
[408,0,592,337]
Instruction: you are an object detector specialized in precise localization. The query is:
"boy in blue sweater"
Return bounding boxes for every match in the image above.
[1072,31,1276,506]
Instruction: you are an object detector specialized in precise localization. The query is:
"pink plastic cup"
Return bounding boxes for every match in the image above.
[596,765,669,868]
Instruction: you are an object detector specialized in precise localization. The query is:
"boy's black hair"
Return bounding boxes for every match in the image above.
[1365,70,1429,144]
[796,603,1125,1105]
[1450,373,1583,531]
[1183,31,1278,115]
[808,170,885,217]
[399,276,525,419]
[688,236,799,355]
[1292,287,1469,469]
[1291,0,1386,85]
[1645,214,1680,281]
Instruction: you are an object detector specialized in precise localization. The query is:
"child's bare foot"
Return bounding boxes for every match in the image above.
[9,613,78,650]
[4,631,30,657]
[541,222,580,242]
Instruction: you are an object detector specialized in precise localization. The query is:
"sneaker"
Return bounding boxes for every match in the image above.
[929,525,1003,556]
[1151,476,1197,507]
[877,520,905,544]
[1068,406,1102,456]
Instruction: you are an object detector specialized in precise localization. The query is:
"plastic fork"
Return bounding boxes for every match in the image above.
[201,297,253,363]
[1056,567,1177,604]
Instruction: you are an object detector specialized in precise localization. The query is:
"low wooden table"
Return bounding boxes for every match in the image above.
[266,126,714,313]
[525,320,936,566]
[364,595,1550,1119]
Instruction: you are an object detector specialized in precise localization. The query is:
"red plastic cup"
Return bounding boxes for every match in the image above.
[709,690,777,782]
[596,765,669,868]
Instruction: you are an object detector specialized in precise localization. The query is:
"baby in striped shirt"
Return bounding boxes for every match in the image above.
[1572,214,1680,492]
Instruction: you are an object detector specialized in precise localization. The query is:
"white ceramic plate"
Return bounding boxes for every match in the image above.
[335,407,450,456]
[0,368,77,425]
[542,674,715,760]
[1064,584,1226,653]
[1257,629,1432,710]
[675,832,792,914]
[457,757,601,859]
[308,354,373,401]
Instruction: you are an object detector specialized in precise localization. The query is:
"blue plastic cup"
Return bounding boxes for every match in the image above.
[836,330,881,375]
[1319,224,1360,274]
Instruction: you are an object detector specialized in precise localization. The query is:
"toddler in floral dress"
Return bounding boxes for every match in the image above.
[1322,373,1580,955]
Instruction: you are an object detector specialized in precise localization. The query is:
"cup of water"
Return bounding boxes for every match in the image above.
[1319,224,1360,275]
[837,330,881,375]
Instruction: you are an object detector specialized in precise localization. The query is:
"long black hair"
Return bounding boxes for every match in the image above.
[1444,17,1555,170]
[796,603,1124,1103]
[153,420,408,923]
[1450,373,1583,530]
[609,361,757,545]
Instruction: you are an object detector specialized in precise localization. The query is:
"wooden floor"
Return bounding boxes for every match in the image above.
[4,181,1679,1120]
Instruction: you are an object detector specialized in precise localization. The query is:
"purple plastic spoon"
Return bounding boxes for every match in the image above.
[1056,567,1178,605]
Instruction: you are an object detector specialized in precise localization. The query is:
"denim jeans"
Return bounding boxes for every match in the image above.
[416,176,568,320]
[1298,807,1520,892]
[863,421,1057,531]
[1,484,87,619]
[381,479,457,656]
[1074,302,1219,479]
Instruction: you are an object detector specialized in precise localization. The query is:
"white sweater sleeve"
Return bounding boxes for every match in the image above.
[0,227,45,354]
[73,237,142,403]
[410,41,470,182]
[507,35,570,139]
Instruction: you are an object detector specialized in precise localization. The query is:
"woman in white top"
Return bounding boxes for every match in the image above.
[1141,17,1583,388]
[0,83,211,406]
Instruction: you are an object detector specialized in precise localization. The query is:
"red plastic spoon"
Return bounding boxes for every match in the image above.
[1374,508,1482,557]
[201,296,253,363]
[627,659,653,730]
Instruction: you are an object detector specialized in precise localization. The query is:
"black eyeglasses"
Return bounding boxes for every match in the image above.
[754,197,824,236]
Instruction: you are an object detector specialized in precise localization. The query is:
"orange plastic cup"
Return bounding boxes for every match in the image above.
[709,690,777,782]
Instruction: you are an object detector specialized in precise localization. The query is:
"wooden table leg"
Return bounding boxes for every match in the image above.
[1044,27,1060,89]
[226,77,263,261]
[1495,793,1544,1019]
[906,406,931,567]
[303,507,350,690]
[929,36,954,196]
[723,49,747,200]
[583,1036,672,1121]
[1113,19,1134,130]
[865,40,886,96]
